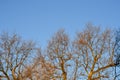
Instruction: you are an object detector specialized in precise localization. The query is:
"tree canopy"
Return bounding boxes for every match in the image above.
[0,25,120,80]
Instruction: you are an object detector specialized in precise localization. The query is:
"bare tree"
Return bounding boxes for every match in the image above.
[47,29,72,80]
[73,25,116,80]
[22,48,56,80]
[0,32,35,80]
[0,25,119,80]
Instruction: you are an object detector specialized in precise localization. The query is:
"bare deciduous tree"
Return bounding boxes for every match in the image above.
[21,48,56,80]
[0,33,35,80]
[0,25,119,80]
[73,25,116,80]
[47,29,72,80]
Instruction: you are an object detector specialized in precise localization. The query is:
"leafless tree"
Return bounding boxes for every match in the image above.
[0,25,119,80]
[0,32,35,80]
[47,29,72,80]
[22,48,56,80]
[73,25,116,80]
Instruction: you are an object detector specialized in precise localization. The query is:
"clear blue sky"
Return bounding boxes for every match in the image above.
[0,0,120,48]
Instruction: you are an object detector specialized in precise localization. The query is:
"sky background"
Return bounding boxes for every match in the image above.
[0,0,120,48]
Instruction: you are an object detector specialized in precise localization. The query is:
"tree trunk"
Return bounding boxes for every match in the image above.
[88,72,92,80]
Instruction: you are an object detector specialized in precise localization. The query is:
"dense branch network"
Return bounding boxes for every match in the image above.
[0,24,120,80]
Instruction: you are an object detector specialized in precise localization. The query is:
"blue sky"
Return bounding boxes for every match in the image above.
[0,0,120,48]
